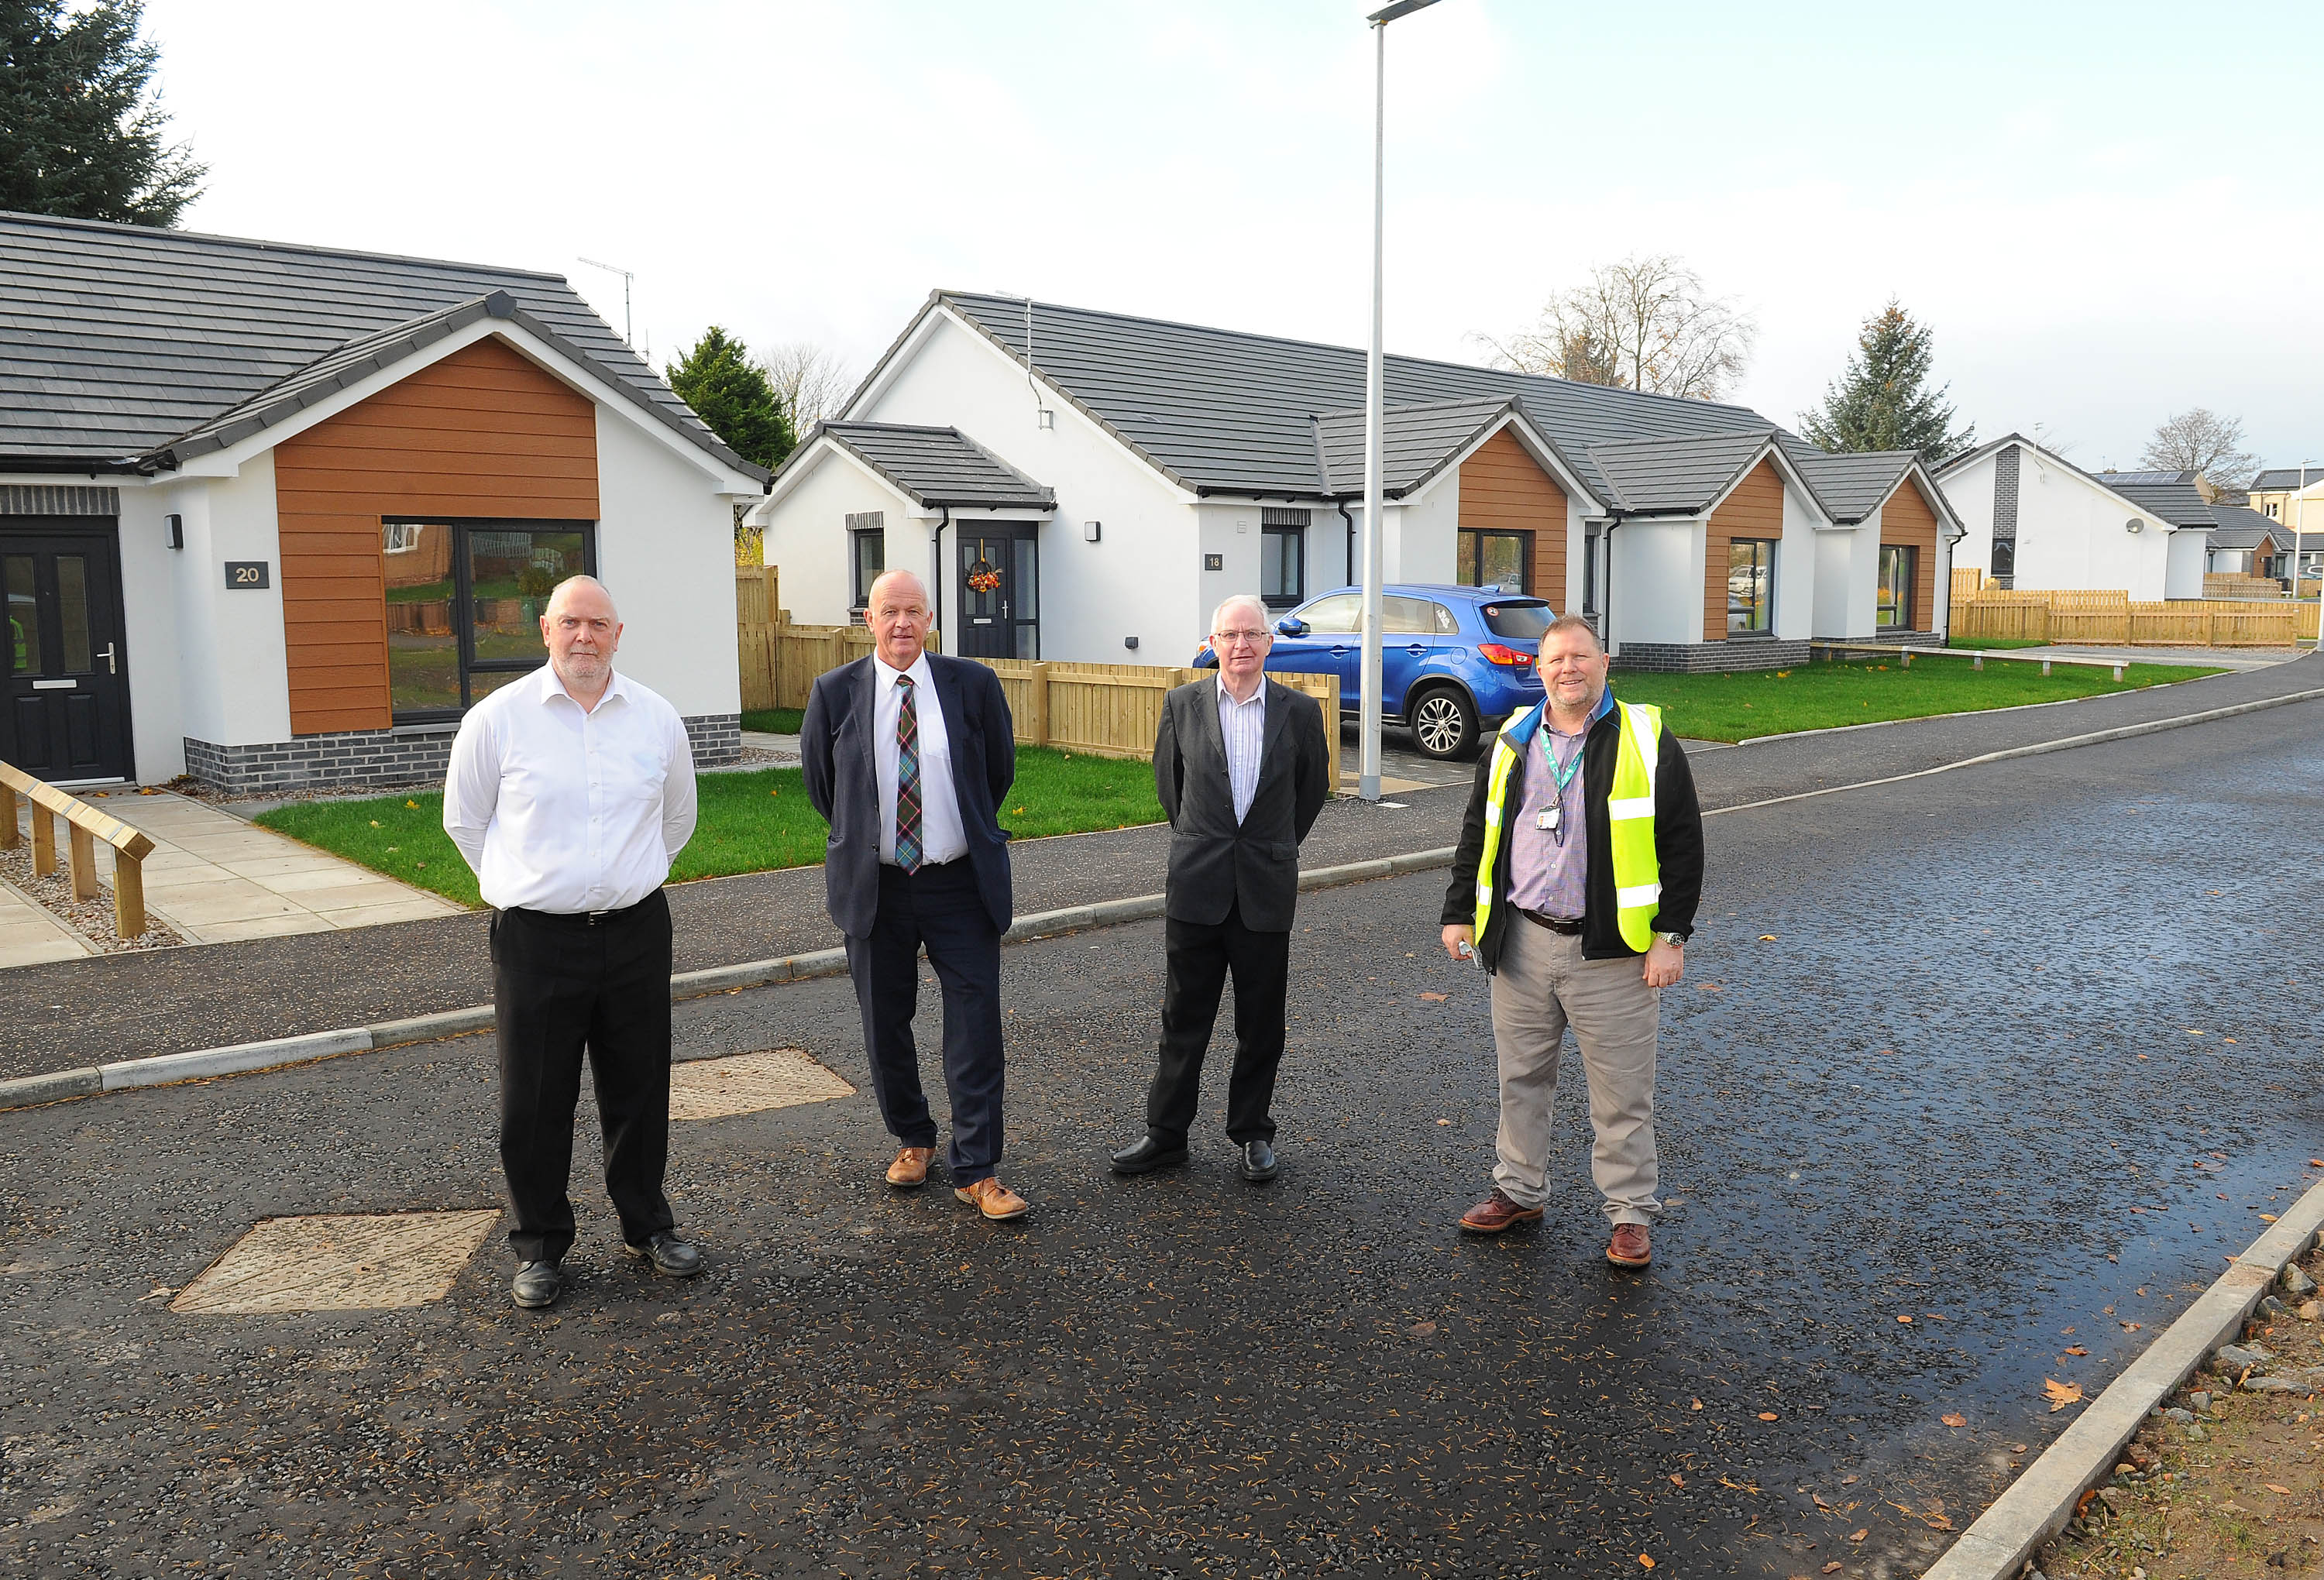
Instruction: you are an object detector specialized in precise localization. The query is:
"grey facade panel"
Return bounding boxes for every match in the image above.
[1994,446,2020,540]
[0,484,119,516]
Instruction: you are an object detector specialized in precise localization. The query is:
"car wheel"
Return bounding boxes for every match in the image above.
[1407,686,1477,761]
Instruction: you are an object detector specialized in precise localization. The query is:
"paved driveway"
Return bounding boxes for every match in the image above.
[4,699,2318,1576]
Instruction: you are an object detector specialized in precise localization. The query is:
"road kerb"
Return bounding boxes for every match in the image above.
[1920,1174,2324,1580]
[4,851,1459,1112]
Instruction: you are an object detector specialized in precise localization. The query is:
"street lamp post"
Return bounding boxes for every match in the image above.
[1359,0,1442,802]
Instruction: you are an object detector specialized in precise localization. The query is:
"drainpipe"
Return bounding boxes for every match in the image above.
[931,504,951,647]
[1336,500,1356,589]
[1600,518,1621,658]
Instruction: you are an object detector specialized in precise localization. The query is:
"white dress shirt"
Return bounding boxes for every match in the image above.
[443,665,698,913]
[1216,674,1268,824]
[873,651,969,867]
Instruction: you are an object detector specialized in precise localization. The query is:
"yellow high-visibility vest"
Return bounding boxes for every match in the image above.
[1473,699,1664,953]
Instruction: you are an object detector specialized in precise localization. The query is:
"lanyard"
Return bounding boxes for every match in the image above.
[1542,730,1585,792]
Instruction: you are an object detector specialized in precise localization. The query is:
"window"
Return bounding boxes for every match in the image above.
[2267,502,2280,518]
[383,520,593,718]
[1383,595,1455,635]
[1991,538,2016,578]
[1457,528,1531,593]
[1583,531,1600,613]
[1297,592,1360,633]
[1260,508,1308,608]
[850,530,885,617]
[1877,544,1915,630]
[1726,538,1775,635]
[1480,600,1554,641]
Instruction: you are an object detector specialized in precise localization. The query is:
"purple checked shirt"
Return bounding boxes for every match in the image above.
[1505,721,1588,920]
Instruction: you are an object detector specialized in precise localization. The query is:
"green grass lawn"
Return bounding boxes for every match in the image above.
[1611,652,2220,743]
[252,745,1165,908]
[741,707,804,735]
[1947,635,2051,651]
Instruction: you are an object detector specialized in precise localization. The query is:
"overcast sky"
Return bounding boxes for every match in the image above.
[144,0,2322,473]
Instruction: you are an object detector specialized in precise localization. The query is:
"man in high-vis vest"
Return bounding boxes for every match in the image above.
[1439,613,1703,1266]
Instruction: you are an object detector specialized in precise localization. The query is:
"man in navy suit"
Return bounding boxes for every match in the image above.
[801,569,1029,1220]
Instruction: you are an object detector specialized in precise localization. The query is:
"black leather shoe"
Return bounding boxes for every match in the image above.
[624,1231,704,1278]
[1239,1139,1279,1183]
[511,1260,566,1309]
[1110,1136,1190,1174]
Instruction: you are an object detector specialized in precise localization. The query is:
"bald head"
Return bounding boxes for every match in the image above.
[538,574,622,707]
[865,567,933,670]
[544,573,618,623]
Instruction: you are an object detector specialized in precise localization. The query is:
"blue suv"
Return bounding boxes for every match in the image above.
[1195,584,1556,761]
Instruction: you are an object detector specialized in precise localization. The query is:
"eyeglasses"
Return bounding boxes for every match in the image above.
[1212,629,1273,647]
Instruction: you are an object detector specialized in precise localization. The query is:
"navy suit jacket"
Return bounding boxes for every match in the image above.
[800,653,1016,939]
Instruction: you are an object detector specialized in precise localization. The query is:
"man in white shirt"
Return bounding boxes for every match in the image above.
[443,575,703,1310]
[800,570,1028,1220]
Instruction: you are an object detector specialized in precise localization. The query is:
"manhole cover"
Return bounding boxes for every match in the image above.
[669,1047,854,1120]
[171,1210,500,1314]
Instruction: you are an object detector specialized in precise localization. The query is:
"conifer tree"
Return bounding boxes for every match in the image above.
[665,327,796,472]
[0,0,205,225]
[1800,301,1975,464]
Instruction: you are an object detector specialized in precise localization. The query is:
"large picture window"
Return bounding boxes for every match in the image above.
[1458,528,1531,594]
[383,520,594,719]
[1877,544,1915,630]
[1726,538,1775,635]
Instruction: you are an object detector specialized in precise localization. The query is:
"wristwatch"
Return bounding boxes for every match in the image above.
[1654,930,1686,948]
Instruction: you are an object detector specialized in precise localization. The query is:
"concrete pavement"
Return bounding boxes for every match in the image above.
[3,696,2319,1576]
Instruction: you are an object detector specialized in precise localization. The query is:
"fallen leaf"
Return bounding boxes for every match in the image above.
[1418,991,1449,1002]
[1758,1411,1779,1420]
[1848,1529,1868,1542]
[2010,1444,2027,1454]
[1841,1475,1858,1485]
[1435,1118,1452,1125]
[2064,1346,2088,1356]
[2120,1321,2142,1331]
[1669,1473,1685,1486]
[2267,1482,2292,1495]
[1407,1321,1436,1338]
[1925,1514,1954,1530]
[1812,1492,1831,1510]
[2044,1378,2084,1411]
[2261,1214,2279,1223]
[1690,1398,1703,1410]
[1695,982,1724,992]
[2312,1160,2324,1169]
[1941,1412,1967,1427]
[1638,1558,1654,1571]
[2061,1326,2077,1335]
[1758,934,1778,942]
[1824,1565,1843,1575]
[1896,1314,1913,1324]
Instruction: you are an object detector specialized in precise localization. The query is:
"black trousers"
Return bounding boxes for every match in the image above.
[844,860,1006,1187]
[1146,901,1291,1148]
[491,891,676,1264]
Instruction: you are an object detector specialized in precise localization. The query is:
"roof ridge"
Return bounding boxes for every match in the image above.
[0,208,572,286]
[938,290,1769,421]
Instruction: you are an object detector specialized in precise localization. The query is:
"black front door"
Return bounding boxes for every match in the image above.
[957,527,1038,659]
[2,524,135,781]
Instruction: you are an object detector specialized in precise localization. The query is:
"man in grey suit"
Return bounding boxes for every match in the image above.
[1111,592,1332,1183]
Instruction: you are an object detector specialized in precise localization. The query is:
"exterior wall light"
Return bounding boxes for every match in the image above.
[2126,518,2144,534]
[164,513,184,549]
[1083,520,1101,542]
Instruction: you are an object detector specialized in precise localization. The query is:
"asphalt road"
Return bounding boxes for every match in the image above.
[3,694,2319,1576]
[3,654,2315,1078]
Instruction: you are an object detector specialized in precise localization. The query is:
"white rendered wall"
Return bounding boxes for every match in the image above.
[593,407,745,718]
[1774,482,1818,641]
[1941,451,1999,578]
[854,312,1202,665]
[1610,520,1700,647]
[759,448,918,626]
[164,455,293,750]
[1810,526,1856,637]
[2164,531,2208,599]
[1393,474,1460,586]
[2013,455,2172,599]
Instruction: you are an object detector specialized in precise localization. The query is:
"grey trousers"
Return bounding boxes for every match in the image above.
[1487,915,1662,1225]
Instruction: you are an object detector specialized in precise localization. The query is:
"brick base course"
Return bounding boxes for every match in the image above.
[1611,639,1813,674]
[182,713,744,794]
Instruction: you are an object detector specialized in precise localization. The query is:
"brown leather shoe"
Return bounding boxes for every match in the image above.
[885,1146,935,1188]
[1607,1222,1652,1267]
[1459,1190,1544,1234]
[953,1177,1030,1221]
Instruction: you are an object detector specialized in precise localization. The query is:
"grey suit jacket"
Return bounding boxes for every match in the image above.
[1152,675,1331,932]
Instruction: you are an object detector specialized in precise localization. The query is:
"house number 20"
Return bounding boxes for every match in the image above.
[224,561,271,589]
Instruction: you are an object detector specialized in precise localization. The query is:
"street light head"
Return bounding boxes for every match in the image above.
[1367,0,1442,22]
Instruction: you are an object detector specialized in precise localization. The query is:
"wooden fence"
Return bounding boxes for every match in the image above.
[972,661,1339,761]
[1951,566,1985,602]
[1951,589,2317,647]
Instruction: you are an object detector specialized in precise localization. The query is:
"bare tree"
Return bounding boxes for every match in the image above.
[2139,408,2260,495]
[1477,255,1757,400]
[760,342,855,433]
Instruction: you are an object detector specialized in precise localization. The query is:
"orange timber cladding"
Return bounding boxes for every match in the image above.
[1879,476,1941,633]
[1454,427,1565,599]
[1703,458,1784,641]
[271,338,599,736]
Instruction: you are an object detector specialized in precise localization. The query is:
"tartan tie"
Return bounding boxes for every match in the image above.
[895,675,923,874]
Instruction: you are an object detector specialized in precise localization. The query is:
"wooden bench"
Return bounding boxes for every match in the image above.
[0,762,158,939]
[1808,641,2126,682]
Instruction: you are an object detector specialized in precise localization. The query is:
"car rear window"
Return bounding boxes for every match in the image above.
[1480,600,1553,641]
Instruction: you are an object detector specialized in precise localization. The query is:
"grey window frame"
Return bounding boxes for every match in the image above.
[383,517,597,723]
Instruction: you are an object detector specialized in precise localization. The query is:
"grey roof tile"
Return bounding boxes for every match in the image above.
[1583,428,1779,514]
[0,209,761,479]
[936,291,1776,504]
[1774,435,1919,522]
[1309,397,1514,496]
[812,421,1053,508]
[2205,503,2295,549]
[2250,467,2323,491]
[2099,475,2212,528]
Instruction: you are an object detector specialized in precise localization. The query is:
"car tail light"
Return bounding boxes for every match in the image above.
[1479,643,1533,666]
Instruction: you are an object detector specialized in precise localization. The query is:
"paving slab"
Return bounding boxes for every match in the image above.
[0,878,91,967]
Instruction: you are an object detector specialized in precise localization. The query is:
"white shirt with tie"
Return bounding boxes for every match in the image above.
[443,665,697,912]
[873,651,970,867]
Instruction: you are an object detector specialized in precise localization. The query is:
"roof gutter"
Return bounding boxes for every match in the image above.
[0,455,153,476]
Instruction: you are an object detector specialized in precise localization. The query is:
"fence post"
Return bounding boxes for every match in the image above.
[0,776,15,850]
[67,821,98,901]
[1027,663,1051,747]
[113,848,146,939]
[32,801,56,876]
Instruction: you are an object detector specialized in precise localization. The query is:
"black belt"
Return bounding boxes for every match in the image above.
[1518,908,1584,935]
[503,891,661,926]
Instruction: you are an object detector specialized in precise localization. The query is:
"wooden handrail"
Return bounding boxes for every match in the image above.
[0,761,156,939]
